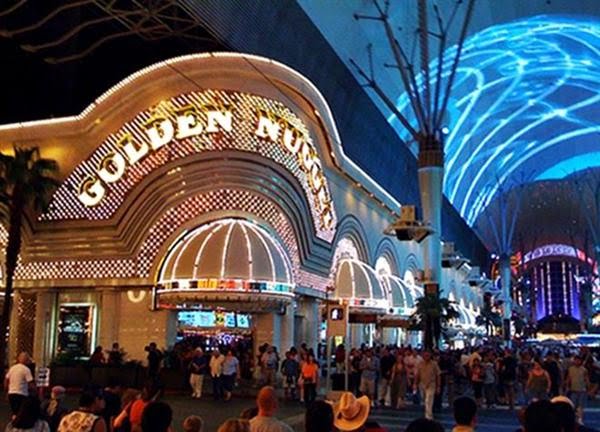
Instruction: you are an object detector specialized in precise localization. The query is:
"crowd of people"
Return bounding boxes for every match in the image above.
[328,343,600,423]
[4,341,600,432]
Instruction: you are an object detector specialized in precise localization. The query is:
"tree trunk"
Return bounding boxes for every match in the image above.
[424,313,434,351]
[0,195,24,372]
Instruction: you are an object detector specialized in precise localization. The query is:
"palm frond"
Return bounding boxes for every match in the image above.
[0,146,60,212]
[32,158,59,175]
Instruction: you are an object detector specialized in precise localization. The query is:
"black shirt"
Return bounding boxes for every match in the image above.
[148,349,163,374]
[190,355,207,375]
[501,356,518,381]
[380,354,396,379]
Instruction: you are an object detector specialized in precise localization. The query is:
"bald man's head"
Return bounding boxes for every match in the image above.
[17,352,29,364]
[256,386,278,416]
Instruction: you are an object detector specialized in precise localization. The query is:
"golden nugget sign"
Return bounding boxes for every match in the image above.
[76,91,335,230]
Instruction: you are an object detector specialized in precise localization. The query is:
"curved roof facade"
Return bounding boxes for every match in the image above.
[158,218,293,288]
[334,258,388,311]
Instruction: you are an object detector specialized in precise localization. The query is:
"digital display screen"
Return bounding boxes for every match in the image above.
[57,305,93,356]
[236,314,250,328]
[224,313,236,328]
[178,311,250,328]
[178,311,215,327]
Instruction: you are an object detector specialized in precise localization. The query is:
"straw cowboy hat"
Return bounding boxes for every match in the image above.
[551,395,574,409]
[334,392,370,431]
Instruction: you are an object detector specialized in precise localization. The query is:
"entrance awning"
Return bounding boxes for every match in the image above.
[381,274,417,318]
[155,218,294,311]
[334,258,388,314]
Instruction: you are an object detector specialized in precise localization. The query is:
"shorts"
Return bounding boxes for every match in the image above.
[8,394,26,415]
[283,375,297,389]
[571,391,587,409]
[360,378,375,396]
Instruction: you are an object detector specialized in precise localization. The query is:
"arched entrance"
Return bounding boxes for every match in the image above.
[155,218,296,359]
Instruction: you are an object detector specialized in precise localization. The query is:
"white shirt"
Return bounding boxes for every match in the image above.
[404,355,417,377]
[249,415,294,432]
[5,363,33,396]
[209,354,224,377]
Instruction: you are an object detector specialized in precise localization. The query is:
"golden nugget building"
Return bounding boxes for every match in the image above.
[0,53,482,365]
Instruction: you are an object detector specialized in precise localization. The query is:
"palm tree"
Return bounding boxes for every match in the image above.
[474,292,502,337]
[411,294,459,349]
[0,146,59,370]
[475,308,502,337]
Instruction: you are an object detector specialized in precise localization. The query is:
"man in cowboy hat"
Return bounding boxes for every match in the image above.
[334,392,387,432]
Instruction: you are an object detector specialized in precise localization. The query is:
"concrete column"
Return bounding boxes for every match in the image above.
[499,254,512,344]
[299,298,320,354]
[350,324,363,348]
[33,291,55,366]
[418,166,444,287]
[280,307,295,352]
[253,313,281,353]
[7,290,21,364]
[99,289,121,351]
[499,254,512,320]
[117,289,176,361]
[381,328,397,346]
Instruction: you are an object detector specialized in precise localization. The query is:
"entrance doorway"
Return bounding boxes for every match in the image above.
[175,310,254,379]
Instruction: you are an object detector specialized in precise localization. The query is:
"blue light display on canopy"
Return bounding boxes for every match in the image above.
[389,15,600,226]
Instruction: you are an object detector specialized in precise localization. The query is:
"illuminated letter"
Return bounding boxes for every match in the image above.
[309,161,324,192]
[146,118,174,150]
[317,187,331,211]
[206,110,233,133]
[282,127,303,153]
[255,111,280,142]
[120,134,148,165]
[176,109,204,139]
[299,142,315,172]
[98,152,127,183]
[78,178,106,207]
[321,208,333,229]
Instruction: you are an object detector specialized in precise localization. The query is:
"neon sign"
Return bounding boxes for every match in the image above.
[76,92,335,230]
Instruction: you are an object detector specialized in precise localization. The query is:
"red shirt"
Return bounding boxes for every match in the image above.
[129,399,148,427]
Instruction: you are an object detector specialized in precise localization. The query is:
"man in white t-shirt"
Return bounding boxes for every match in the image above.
[4,352,35,414]
[209,349,225,400]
